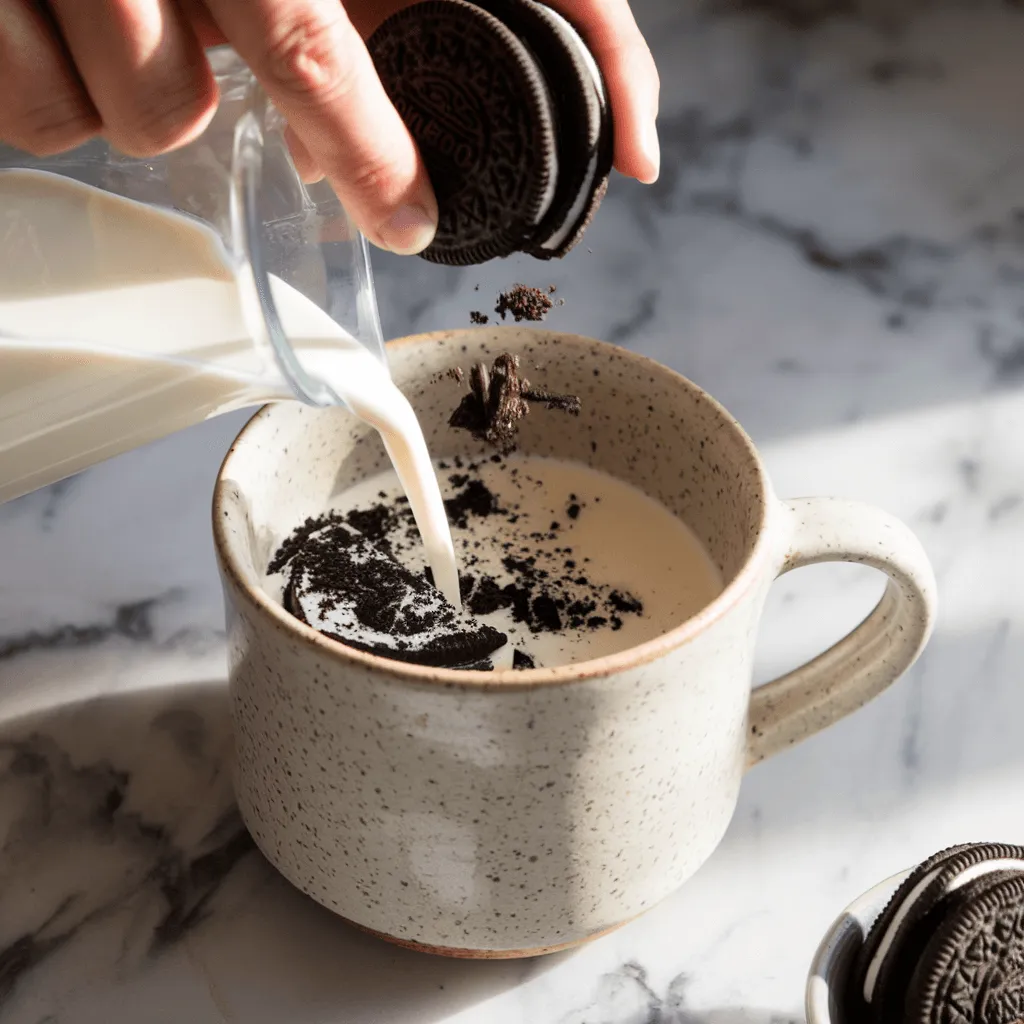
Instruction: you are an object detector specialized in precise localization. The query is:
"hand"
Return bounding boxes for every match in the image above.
[0,0,659,256]
[545,0,661,184]
[351,0,661,183]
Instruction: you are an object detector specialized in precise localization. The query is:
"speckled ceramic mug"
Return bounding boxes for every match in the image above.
[213,327,937,958]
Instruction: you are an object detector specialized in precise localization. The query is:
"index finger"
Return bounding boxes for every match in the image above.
[202,0,438,254]
[548,0,660,183]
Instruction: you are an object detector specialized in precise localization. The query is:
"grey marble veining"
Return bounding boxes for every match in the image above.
[3,1,1024,1021]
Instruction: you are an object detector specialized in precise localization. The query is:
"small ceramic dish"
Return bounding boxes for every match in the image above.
[805,869,912,1024]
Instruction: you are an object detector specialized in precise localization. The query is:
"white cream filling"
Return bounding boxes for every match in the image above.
[862,857,1024,1002]
[534,75,559,224]
[534,4,607,250]
[543,4,605,104]
[540,146,599,251]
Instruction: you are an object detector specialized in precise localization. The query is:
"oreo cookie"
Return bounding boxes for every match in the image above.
[849,843,1024,1024]
[369,0,612,265]
[270,515,508,669]
[908,871,1024,1024]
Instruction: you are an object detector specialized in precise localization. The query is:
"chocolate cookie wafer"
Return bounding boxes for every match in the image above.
[271,514,508,669]
[369,0,557,265]
[368,0,612,265]
[907,871,1024,1024]
[473,0,612,258]
[849,842,1024,1024]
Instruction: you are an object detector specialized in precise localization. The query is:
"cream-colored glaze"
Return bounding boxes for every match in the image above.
[302,454,723,668]
[0,170,459,605]
[214,328,938,956]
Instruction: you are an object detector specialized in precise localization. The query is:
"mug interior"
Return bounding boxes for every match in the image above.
[215,328,771,674]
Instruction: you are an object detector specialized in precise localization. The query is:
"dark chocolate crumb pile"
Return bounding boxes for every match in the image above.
[444,476,501,528]
[436,468,645,636]
[448,352,581,454]
[459,555,640,635]
[470,285,564,326]
[269,514,506,669]
[513,649,536,670]
[495,284,553,322]
[271,457,646,671]
[339,459,646,654]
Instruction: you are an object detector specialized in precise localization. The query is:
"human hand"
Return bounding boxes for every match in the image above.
[350,0,661,183]
[538,0,661,184]
[0,0,659,256]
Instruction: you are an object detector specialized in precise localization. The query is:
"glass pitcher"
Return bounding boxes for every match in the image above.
[0,47,385,504]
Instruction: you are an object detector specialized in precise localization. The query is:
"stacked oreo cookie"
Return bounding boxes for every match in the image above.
[849,842,1024,1024]
[368,0,613,265]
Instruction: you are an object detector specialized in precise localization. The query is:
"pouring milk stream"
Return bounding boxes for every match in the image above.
[0,168,462,609]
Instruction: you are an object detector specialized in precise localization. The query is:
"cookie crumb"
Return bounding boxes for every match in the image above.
[470,311,490,325]
[448,353,581,454]
[270,513,506,668]
[513,649,536,670]
[495,285,554,323]
[447,367,465,384]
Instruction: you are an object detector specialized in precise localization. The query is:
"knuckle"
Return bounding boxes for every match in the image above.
[262,6,358,102]
[347,157,403,206]
[112,74,215,156]
[1,95,99,156]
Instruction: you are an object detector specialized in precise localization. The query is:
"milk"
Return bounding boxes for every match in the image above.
[332,455,724,667]
[0,169,460,606]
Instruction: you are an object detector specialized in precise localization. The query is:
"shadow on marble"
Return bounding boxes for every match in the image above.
[733,614,1024,843]
[0,677,562,1024]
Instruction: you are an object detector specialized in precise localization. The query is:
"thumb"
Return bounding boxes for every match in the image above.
[203,0,437,255]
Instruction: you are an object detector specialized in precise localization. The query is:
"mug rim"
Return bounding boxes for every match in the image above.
[212,328,777,689]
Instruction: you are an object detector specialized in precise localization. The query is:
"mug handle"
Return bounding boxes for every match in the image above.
[747,497,937,767]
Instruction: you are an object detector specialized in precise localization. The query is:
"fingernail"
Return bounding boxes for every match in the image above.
[378,204,437,255]
[638,119,661,184]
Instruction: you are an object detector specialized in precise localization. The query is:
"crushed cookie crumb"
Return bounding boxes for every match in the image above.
[495,285,554,323]
[448,353,581,454]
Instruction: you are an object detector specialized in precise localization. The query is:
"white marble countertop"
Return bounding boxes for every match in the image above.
[3,1,1024,1021]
